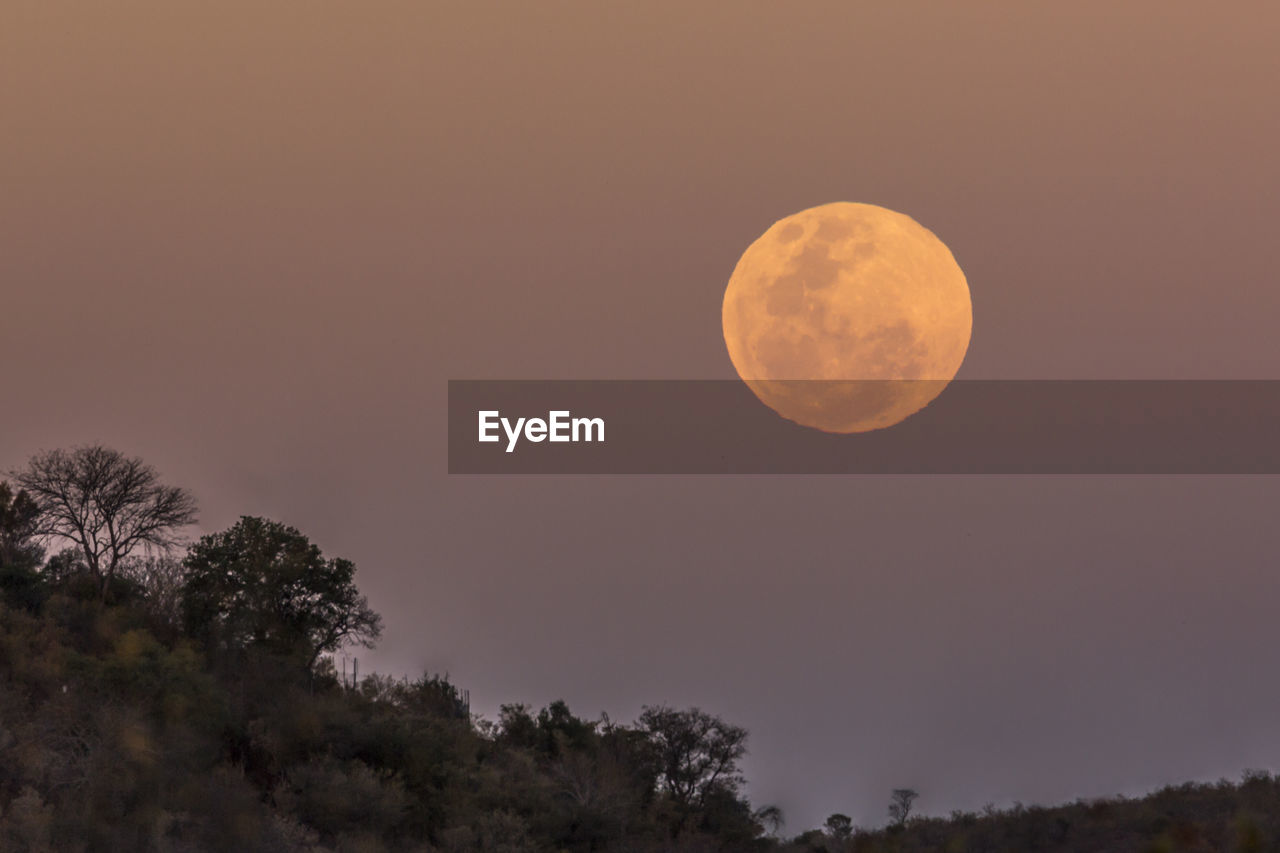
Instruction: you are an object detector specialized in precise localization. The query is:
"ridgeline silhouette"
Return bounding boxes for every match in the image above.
[2,447,1278,852]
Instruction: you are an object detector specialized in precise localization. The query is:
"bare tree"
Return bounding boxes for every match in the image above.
[13,446,197,601]
[888,788,918,828]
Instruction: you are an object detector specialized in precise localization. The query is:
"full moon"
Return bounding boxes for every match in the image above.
[722,202,972,433]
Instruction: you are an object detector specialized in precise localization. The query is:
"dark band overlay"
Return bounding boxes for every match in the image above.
[449,380,1280,474]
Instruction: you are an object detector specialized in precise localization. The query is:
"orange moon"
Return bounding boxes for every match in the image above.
[722,202,972,433]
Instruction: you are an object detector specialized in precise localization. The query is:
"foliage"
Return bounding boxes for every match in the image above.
[777,778,1280,853]
[181,516,382,670]
[824,813,854,841]
[1,454,774,851]
[0,481,45,612]
[0,481,42,570]
[639,704,750,839]
[5,452,1280,851]
[0,564,770,851]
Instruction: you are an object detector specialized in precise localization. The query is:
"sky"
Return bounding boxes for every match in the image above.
[3,1,1280,832]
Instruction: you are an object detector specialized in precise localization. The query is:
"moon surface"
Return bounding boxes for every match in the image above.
[722,202,972,433]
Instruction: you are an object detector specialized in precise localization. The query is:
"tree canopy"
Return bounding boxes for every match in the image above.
[0,481,44,611]
[5,449,1280,851]
[12,446,196,600]
[181,515,382,669]
[639,705,751,838]
[0,481,41,570]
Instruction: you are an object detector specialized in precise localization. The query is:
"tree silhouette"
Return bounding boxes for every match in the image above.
[756,804,785,836]
[181,516,381,670]
[13,446,196,601]
[0,481,44,610]
[638,705,748,837]
[889,788,918,828]
[0,481,41,569]
[825,812,854,840]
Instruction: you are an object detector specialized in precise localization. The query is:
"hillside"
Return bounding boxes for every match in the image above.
[3,459,1279,852]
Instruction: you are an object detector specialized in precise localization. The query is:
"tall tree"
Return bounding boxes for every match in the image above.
[638,705,749,838]
[888,788,918,828]
[181,516,382,670]
[13,447,197,600]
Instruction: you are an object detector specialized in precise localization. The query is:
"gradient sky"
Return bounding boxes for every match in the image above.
[3,2,1280,832]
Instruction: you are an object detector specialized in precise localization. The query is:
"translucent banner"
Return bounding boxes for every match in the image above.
[448,380,1280,474]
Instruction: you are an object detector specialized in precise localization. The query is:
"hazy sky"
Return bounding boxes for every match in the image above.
[3,2,1280,832]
